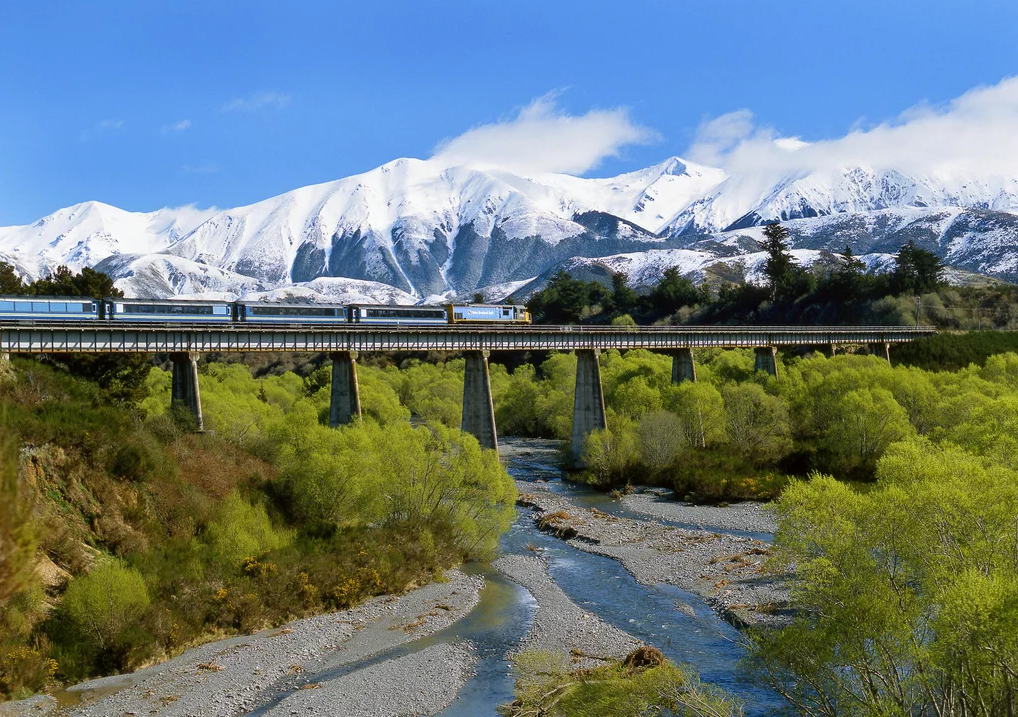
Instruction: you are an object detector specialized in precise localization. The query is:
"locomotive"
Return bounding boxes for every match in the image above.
[0,296,532,325]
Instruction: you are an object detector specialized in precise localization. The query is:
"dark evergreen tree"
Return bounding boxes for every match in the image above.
[892,241,944,294]
[648,267,704,317]
[609,271,638,316]
[761,222,797,301]
[0,262,25,294]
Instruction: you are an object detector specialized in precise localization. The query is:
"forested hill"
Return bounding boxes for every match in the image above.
[525,227,1018,331]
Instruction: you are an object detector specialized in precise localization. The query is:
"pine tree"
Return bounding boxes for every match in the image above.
[762,223,796,300]
[893,241,944,294]
[840,245,866,275]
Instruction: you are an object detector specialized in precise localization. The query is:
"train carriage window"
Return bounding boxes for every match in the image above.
[32,302,48,311]
[0,301,13,311]
[249,306,339,317]
[15,302,32,311]
[50,303,66,312]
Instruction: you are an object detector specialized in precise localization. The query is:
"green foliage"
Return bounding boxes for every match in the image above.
[892,239,945,294]
[0,353,516,695]
[527,270,612,324]
[722,383,792,464]
[203,493,294,570]
[0,417,36,603]
[820,387,915,476]
[0,262,25,294]
[582,422,639,488]
[57,561,151,672]
[751,439,1018,716]
[894,330,1018,371]
[501,649,743,717]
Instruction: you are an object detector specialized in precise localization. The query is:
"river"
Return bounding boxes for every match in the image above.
[431,436,788,717]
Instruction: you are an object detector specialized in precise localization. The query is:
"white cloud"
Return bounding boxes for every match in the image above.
[431,93,657,175]
[688,76,1018,181]
[162,119,192,135]
[220,91,291,113]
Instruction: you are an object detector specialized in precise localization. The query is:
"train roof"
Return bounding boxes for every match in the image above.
[447,303,525,308]
[238,300,349,309]
[106,297,231,305]
[0,295,99,302]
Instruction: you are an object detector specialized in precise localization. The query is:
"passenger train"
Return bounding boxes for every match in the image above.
[0,296,532,325]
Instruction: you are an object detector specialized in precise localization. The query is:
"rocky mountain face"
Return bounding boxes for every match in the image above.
[2,157,1017,303]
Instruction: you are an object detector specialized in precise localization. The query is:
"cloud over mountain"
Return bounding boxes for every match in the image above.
[690,76,1018,183]
[431,94,657,175]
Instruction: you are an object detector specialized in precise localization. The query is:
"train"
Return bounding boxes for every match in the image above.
[0,296,532,325]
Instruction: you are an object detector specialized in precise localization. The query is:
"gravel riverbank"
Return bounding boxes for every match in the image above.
[518,486,790,627]
[493,554,640,668]
[621,492,778,535]
[262,642,476,717]
[3,569,482,717]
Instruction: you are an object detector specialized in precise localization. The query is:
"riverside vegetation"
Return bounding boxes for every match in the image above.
[0,354,515,699]
[2,255,1018,715]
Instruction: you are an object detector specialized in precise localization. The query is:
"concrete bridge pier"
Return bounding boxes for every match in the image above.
[824,344,838,358]
[170,352,203,431]
[329,351,362,427]
[571,349,607,467]
[869,342,891,363]
[670,347,696,383]
[754,346,779,378]
[462,350,498,450]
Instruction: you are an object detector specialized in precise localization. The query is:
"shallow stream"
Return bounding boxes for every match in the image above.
[248,437,788,716]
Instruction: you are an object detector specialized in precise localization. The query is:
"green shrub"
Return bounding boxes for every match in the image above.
[57,560,151,673]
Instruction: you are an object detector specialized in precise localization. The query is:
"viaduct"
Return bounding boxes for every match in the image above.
[1,323,936,464]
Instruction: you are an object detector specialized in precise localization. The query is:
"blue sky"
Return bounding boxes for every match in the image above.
[1,0,1016,225]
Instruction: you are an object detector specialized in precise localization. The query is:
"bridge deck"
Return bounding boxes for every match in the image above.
[1,323,937,354]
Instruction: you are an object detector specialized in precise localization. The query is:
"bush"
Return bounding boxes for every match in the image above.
[57,561,151,672]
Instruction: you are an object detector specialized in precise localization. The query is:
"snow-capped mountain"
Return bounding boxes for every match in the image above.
[3,155,1018,302]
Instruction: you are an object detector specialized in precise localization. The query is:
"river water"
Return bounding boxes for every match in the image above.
[431,437,789,717]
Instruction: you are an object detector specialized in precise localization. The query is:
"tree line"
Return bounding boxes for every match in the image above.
[525,226,1018,329]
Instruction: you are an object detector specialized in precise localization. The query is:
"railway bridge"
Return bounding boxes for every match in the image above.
[0,323,936,464]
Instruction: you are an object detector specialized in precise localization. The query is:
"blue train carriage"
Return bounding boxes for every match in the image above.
[235,301,349,324]
[105,298,233,322]
[0,295,100,321]
[447,304,532,323]
[347,304,448,325]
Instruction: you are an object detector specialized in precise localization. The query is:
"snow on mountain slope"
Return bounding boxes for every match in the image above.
[162,157,678,298]
[661,166,1018,235]
[0,201,216,279]
[5,155,1018,302]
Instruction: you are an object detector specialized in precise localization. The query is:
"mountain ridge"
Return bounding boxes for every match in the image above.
[3,155,1018,303]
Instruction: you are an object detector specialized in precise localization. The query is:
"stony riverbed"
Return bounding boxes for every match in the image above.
[3,438,789,717]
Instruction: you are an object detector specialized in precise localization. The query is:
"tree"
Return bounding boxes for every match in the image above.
[722,383,792,465]
[648,267,704,317]
[609,272,638,316]
[527,271,611,324]
[892,240,944,294]
[663,382,726,449]
[0,262,25,294]
[762,223,797,300]
[582,423,639,488]
[822,388,914,475]
[637,410,684,474]
[61,560,151,661]
[750,439,1018,717]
